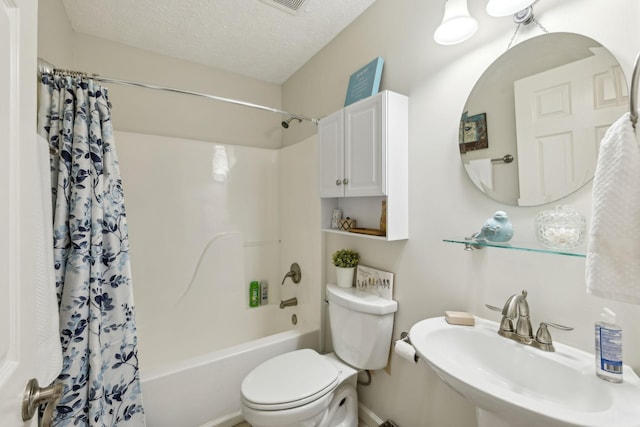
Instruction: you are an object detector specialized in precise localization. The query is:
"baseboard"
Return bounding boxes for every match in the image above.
[358,401,385,427]
[202,402,383,427]
[200,410,244,427]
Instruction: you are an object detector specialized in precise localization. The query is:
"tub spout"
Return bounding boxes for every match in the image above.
[280,297,298,309]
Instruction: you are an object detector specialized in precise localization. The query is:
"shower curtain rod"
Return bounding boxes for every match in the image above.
[37,58,320,124]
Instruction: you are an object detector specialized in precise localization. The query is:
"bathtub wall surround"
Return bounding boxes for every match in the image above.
[115,131,322,424]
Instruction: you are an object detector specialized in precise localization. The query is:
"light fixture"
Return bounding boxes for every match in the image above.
[434,0,543,46]
[433,0,479,46]
[486,0,536,17]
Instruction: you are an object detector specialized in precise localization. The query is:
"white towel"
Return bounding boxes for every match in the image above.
[466,158,494,190]
[586,112,640,304]
[35,134,62,385]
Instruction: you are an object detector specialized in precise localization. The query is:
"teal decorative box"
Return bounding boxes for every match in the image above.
[344,57,384,106]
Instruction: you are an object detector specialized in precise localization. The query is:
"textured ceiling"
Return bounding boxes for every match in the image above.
[61,0,377,84]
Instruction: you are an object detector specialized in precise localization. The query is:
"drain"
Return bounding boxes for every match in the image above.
[291,314,297,325]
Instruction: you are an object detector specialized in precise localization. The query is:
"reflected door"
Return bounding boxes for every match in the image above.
[514,47,627,206]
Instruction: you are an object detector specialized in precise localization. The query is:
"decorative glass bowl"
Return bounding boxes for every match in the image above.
[535,205,586,250]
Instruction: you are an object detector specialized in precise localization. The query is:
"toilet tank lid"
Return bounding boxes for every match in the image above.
[326,284,398,315]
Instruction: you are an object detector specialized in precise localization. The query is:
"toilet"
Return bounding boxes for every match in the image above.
[240,284,398,427]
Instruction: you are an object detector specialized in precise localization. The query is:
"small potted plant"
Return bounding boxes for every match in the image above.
[332,249,360,288]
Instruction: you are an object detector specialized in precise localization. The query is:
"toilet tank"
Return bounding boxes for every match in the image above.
[326,284,398,370]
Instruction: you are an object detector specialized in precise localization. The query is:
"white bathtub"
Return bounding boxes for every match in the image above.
[140,323,320,427]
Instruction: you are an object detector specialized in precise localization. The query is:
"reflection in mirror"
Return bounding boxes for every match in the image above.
[460,33,628,206]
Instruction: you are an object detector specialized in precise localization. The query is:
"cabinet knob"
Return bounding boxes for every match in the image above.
[336,179,342,186]
[343,178,349,185]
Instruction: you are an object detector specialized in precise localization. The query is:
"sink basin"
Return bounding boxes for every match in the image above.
[409,316,640,427]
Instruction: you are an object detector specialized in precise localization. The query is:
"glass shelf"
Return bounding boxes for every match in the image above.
[443,237,586,258]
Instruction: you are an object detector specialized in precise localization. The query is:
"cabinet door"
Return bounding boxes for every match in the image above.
[344,94,385,196]
[318,109,345,197]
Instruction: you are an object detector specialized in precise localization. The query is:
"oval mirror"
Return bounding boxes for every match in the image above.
[460,33,628,206]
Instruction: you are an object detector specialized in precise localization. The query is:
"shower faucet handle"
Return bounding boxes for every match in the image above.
[281,263,302,285]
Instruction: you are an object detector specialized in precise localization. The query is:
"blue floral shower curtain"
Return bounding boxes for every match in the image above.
[38,74,146,426]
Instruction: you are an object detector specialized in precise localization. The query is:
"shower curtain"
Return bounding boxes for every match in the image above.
[38,74,146,426]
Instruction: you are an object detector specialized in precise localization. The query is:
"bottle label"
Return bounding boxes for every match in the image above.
[260,280,269,305]
[596,325,623,374]
[250,281,260,307]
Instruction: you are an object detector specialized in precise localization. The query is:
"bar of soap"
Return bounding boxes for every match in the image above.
[445,311,475,326]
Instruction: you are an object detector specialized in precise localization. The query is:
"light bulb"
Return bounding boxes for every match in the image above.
[433,0,478,45]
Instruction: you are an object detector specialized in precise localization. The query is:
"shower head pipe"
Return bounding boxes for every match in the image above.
[281,117,303,128]
[37,57,320,125]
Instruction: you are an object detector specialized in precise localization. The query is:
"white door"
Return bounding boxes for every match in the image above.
[514,47,627,206]
[1,0,40,425]
[344,93,385,197]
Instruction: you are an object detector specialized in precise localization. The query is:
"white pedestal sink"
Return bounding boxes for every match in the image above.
[409,316,640,427]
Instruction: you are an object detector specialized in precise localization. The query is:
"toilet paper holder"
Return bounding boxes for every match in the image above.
[396,331,419,362]
[398,331,413,345]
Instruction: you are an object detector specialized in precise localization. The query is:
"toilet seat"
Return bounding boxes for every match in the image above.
[241,349,339,411]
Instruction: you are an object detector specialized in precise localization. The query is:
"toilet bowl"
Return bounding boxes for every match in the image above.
[241,284,398,427]
[241,350,358,427]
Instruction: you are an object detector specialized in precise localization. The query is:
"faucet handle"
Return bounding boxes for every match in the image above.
[535,323,553,345]
[541,321,573,331]
[485,304,515,333]
[534,321,574,352]
[281,263,302,285]
[485,304,502,312]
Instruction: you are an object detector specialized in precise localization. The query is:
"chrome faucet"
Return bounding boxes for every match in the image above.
[279,297,298,309]
[487,290,574,352]
[499,290,533,343]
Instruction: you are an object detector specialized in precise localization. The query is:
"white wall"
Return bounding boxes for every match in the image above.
[282,1,640,426]
[278,136,323,329]
[37,0,73,66]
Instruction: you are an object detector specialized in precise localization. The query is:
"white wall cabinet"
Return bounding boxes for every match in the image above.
[318,90,408,241]
[319,93,385,197]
